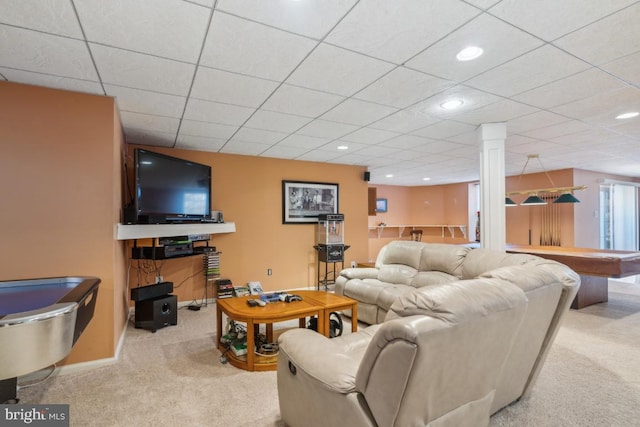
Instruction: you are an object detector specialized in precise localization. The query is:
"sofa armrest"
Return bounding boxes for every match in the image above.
[278,328,362,393]
[339,267,379,280]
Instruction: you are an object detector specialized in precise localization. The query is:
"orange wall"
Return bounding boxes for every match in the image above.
[0,82,126,365]
[125,146,370,298]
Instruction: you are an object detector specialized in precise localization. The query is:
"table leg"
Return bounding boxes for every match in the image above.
[350,304,358,333]
[266,323,273,343]
[246,322,255,370]
[299,317,306,328]
[317,310,327,337]
[216,306,222,346]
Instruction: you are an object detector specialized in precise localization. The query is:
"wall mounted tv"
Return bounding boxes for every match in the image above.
[134,149,211,224]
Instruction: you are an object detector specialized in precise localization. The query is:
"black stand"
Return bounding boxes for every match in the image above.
[314,245,350,291]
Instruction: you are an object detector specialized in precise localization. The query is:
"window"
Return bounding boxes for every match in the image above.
[600,182,638,250]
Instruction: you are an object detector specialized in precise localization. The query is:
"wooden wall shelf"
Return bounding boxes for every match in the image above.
[368,224,467,240]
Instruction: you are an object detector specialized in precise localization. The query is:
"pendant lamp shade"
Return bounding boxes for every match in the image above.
[521,194,547,205]
[505,197,517,206]
[553,193,581,203]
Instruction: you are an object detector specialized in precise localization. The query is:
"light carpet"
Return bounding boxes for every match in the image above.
[17,279,640,426]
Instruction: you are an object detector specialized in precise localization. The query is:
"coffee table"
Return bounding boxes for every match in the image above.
[216,291,357,371]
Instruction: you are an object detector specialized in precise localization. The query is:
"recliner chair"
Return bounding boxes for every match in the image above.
[277,279,528,427]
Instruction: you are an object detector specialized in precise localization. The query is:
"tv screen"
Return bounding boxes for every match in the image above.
[134,149,211,223]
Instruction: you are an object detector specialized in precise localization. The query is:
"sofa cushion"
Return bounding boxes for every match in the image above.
[411,271,459,288]
[419,243,470,277]
[461,248,540,279]
[378,264,417,285]
[343,278,393,305]
[376,286,415,312]
[385,278,526,322]
[377,240,424,269]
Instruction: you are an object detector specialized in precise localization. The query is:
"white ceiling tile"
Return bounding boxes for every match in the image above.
[75,0,210,63]
[369,110,441,133]
[488,0,637,41]
[378,134,436,149]
[465,0,501,9]
[175,134,226,152]
[0,67,104,94]
[601,51,640,86]
[520,120,592,140]
[119,111,180,134]
[507,111,572,134]
[550,87,640,126]
[0,26,98,80]
[183,98,255,126]
[320,99,398,126]
[465,45,590,97]
[411,120,477,139]
[512,68,627,109]
[340,128,399,144]
[244,110,312,133]
[278,134,331,150]
[325,0,479,64]
[0,0,83,38]
[215,0,357,39]
[191,66,279,107]
[286,43,395,97]
[260,144,308,159]
[91,44,194,96]
[355,67,454,109]
[261,84,345,117]
[406,14,543,82]
[452,99,538,125]
[105,85,186,117]
[200,12,317,81]
[296,119,360,139]
[554,3,640,64]
[296,150,342,162]
[230,127,288,144]
[179,120,237,139]
[220,140,272,155]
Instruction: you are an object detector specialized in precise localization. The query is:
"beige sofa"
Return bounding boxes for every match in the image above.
[276,241,580,426]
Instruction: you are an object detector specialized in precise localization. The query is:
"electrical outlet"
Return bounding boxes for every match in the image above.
[350,261,356,268]
[155,276,163,283]
[267,268,272,276]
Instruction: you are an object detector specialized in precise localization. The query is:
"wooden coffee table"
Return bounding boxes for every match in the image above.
[216,291,357,371]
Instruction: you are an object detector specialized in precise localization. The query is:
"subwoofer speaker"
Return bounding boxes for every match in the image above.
[364,171,370,181]
[134,295,177,332]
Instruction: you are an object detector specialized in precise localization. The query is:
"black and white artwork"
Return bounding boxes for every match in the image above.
[282,180,339,224]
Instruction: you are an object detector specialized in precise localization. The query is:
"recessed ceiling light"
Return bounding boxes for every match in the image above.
[440,99,464,110]
[423,177,431,181]
[616,112,639,119]
[385,174,393,178]
[456,46,483,61]
[337,145,348,150]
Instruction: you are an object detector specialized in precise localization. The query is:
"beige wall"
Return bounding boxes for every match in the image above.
[0,81,126,365]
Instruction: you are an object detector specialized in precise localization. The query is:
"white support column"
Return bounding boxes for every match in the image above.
[478,123,507,250]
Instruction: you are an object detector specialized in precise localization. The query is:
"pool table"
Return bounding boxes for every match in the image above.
[0,276,100,403]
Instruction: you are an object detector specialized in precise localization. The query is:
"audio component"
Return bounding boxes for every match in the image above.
[131,242,194,259]
[134,295,177,332]
[130,282,174,302]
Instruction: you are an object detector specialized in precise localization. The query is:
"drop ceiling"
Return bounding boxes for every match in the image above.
[1,0,639,186]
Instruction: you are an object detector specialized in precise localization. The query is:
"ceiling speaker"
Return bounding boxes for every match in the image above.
[364,171,370,182]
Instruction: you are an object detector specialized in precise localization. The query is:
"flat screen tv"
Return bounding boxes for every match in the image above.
[134,149,211,224]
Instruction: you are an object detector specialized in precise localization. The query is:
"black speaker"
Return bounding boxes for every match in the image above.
[131,282,174,301]
[364,171,370,181]
[134,295,177,332]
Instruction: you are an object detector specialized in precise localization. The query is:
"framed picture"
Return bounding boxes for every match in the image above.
[376,198,388,213]
[283,180,339,224]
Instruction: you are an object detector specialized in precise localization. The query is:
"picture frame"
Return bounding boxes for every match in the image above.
[376,198,388,213]
[283,180,339,224]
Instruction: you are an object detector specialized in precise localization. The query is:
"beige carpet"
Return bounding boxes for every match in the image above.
[17,279,640,426]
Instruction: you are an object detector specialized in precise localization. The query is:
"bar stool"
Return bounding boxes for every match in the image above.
[410,229,423,241]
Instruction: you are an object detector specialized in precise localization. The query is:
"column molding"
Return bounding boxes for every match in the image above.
[478,123,507,250]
